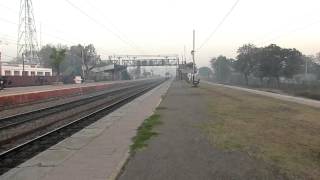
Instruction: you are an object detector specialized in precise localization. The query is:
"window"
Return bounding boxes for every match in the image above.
[31,71,36,76]
[5,70,11,76]
[45,72,51,76]
[22,71,28,76]
[14,71,20,76]
[37,72,44,76]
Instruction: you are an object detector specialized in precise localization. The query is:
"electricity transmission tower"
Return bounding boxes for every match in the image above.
[17,0,40,67]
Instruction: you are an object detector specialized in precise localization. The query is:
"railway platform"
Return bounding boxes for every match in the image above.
[0,79,145,109]
[1,80,171,180]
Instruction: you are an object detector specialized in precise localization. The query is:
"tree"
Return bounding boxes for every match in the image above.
[82,44,101,80]
[40,44,84,77]
[314,52,320,64]
[305,55,320,80]
[198,66,213,79]
[281,48,303,79]
[254,44,304,86]
[210,44,317,86]
[234,44,258,85]
[256,44,284,86]
[210,55,233,83]
[61,45,83,76]
[50,47,67,81]
[121,70,131,80]
[39,44,55,68]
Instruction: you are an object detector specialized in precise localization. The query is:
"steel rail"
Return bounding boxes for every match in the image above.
[0,80,154,130]
[0,79,164,175]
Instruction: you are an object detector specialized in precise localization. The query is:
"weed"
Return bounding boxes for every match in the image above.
[130,114,162,152]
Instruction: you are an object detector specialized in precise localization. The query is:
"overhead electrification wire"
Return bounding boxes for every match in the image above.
[1,1,148,57]
[0,17,17,25]
[0,17,75,45]
[0,16,111,58]
[257,19,320,46]
[84,1,144,53]
[0,2,118,57]
[0,3,86,44]
[249,10,320,46]
[0,3,16,13]
[64,0,142,53]
[197,0,240,50]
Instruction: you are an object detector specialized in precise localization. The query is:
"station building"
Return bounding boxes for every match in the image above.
[1,63,52,76]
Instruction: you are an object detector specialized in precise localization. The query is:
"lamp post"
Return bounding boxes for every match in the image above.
[0,40,8,77]
[22,52,25,76]
[0,51,2,77]
[191,30,196,83]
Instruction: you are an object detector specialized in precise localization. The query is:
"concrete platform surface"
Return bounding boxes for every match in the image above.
[1,80,172,180]
[119,81,285,180]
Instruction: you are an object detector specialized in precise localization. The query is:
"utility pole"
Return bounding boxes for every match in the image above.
[22,53,25,76]
[40,22,42,49]
[305,57,308,78]
[0,52,2,77]
[81,47,85,80]
[191,30,196,83]
[184,45,186,64]
[190,30,200,87]
[1,41,9,77]
[192,30,195,73]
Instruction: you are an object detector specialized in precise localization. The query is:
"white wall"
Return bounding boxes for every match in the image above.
[1,64,52,76]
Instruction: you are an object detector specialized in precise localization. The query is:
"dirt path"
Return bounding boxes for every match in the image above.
[203,80,320,108]
[118,81,285,180]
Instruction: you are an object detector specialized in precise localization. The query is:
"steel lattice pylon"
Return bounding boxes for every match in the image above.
[17,0,40,65]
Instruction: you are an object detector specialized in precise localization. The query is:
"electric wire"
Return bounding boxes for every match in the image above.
[0,16,110,59]
[83,1,144,53]
[197,0,240,50]
[257,19,320,46]
[64,0,142,53]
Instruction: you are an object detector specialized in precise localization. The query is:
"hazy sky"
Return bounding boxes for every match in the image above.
[0,0,320,67]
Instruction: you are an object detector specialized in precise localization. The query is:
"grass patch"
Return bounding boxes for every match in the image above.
[200,84,320,179]
[130,114,162,152]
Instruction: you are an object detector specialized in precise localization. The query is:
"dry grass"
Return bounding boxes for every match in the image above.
[200,84,320,179]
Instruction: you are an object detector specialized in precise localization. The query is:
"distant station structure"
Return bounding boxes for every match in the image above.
[0,0,54,88]
[89,55,179,80]
[91,64,127,81]
[1,63,52,76]
[107,55,179,67]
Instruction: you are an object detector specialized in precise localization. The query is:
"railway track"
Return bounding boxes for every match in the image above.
[0,80,157,145]
[0,81,146,129]
[0,79,164,175]
[0,87,128,129]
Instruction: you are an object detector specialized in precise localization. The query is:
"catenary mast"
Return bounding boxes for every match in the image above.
[17,0,40,71]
